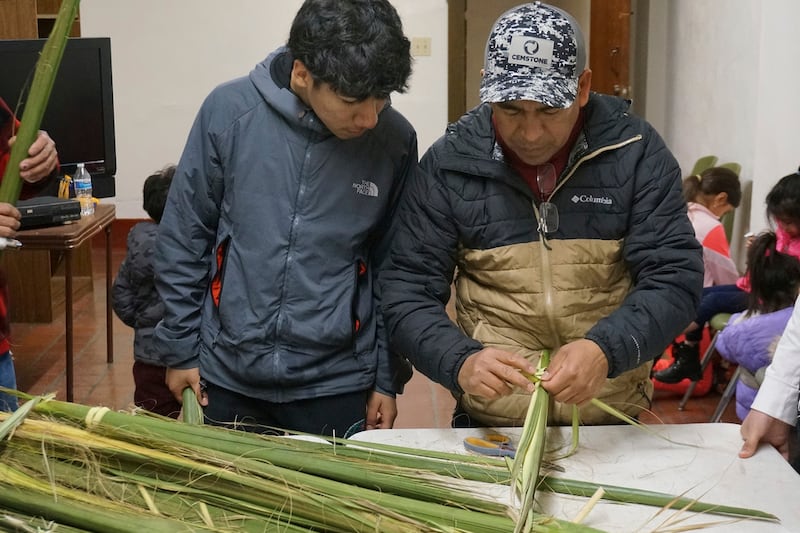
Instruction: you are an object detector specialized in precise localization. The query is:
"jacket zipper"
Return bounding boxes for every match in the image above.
[546,135,643,203]
[276,131,314,354]
[536,134,643,350]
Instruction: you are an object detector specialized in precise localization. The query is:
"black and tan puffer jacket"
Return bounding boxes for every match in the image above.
[381,93,703,425]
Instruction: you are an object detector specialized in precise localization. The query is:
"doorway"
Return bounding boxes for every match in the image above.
[447,0,633,122]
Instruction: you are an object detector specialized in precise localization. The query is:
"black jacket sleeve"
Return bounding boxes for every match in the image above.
[379,150,482,393]
[584,127,704,376]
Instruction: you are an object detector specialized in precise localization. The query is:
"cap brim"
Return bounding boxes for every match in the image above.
[480,71,578,109]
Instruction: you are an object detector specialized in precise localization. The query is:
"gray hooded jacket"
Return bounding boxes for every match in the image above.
[112,221,163,366]
[153,48,416,402]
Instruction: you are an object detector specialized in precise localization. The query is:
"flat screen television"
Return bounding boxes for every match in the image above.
[0,37,116,198]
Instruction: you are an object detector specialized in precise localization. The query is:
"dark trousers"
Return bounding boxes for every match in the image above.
[202,381,368,437]
[451,403,479,428]
[686,284,748,343]
[132,361,182,418]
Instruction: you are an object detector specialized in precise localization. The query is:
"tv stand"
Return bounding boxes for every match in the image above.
[1,239,93,323]
[0,204,116,402]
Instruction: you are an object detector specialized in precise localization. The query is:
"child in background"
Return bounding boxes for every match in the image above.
[683,167,742,288]
[739,293,800,473]
[656,168,800,384]
[716,232,800,420]
[112,165,179,417]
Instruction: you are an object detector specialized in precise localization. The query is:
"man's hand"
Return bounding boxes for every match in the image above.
[740,408,792,460]
[165,367,208,407]
[366,390,397,429]
[539,339,608,405]
[9,130,58,183]
[0,203,21,237]
[457,347,536,399]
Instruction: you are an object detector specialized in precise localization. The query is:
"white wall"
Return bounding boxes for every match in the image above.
[645,0,800,258]
[79,0,448,218]
[82,0,800,230]
[751,2,800,229]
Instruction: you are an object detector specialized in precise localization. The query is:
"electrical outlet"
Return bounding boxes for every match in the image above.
[411,37,432,57]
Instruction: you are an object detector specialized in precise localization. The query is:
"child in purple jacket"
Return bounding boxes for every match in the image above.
[656,169,800,384]
[717,232,800,420]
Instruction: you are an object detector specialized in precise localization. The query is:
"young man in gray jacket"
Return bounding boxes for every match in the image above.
[154,0,416,436]
[380,2,703,426]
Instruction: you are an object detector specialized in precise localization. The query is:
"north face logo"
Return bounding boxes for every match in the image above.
[571,194,613,206]
[353,180,379,197]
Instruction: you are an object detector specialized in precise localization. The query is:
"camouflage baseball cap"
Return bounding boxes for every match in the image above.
[480,2,587,108]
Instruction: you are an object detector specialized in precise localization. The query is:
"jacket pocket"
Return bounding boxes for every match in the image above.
[210,236,230,308]
[351,258,368,346]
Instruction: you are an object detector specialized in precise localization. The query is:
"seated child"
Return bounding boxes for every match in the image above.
[739,293,800,473]
[683,167,742,287]
[112,165,180,417]
[716,232,800,420]
[656,168,800,384]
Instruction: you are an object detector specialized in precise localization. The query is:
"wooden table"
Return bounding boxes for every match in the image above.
[13,204,116,401]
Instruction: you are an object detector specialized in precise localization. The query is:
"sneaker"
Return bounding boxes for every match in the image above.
[653,342,702,384]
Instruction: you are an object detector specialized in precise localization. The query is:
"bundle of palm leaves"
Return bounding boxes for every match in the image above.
[508,351,778,532]
[0,391,778,533]
[2,394,613,532]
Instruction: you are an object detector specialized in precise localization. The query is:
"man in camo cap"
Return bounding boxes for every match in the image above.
[380,2,703,426]
[480,1,586,108]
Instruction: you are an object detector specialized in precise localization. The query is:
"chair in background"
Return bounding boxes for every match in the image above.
[718,161,741,174]
[710,364,766,422]
[710,365,740,422]
[679,161,749,412]
[717,162,742,242]
[690,155,718,176]
[719,164,751,273]
[678,312,732,410]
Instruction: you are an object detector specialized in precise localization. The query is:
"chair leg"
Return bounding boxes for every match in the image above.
[678,331,719,410]
[711,366,741,422]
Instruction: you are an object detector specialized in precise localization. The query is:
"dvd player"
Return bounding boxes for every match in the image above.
[17,196,81,230]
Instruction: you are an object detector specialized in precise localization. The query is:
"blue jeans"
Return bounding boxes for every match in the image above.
[685,284,748,343]
[0,350,18,411]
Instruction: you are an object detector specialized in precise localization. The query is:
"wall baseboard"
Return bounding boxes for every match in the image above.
[91,218,144,250]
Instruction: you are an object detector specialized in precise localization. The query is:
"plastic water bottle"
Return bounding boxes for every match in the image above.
[73,163,94,216]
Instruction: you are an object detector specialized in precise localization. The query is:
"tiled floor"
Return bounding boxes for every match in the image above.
[13,240,738,428]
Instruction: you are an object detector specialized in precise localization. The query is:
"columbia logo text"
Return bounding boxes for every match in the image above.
[571,194,613,205]
[353,180,379,197]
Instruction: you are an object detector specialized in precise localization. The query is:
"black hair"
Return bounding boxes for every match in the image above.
[766,167,800,225]
[287,0,412,100]
[682,166,741,207]
[745,231,800,315]
[142,165,175,223]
